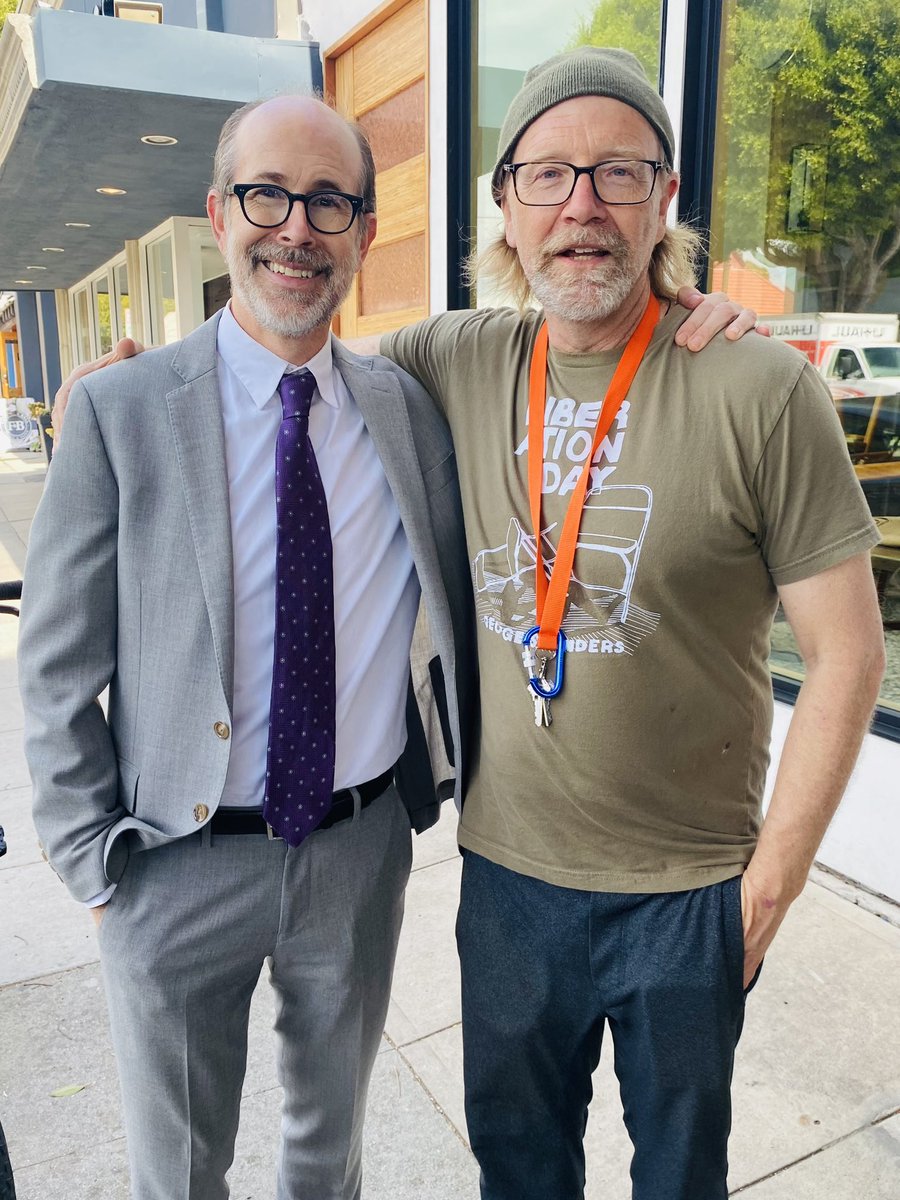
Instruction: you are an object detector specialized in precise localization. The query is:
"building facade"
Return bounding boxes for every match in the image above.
[0,0,321,387]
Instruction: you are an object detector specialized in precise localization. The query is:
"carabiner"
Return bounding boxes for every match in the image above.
[522,626,567,698]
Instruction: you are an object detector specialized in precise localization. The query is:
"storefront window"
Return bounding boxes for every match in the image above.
[710,0,900,716]
[472,0,664,308]
[147,235,177,345]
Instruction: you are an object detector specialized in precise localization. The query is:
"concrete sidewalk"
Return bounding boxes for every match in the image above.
[1,446,899,1199]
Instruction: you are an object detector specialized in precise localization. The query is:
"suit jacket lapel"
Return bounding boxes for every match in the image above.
[167,315,235,703]
[332,344,434,581]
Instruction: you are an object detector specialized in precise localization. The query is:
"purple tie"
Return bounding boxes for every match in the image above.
[262,370,336,846]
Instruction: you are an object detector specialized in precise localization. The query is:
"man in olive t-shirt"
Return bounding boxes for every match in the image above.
[381,49,885,1200]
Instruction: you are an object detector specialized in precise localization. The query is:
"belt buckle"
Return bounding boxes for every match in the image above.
[266,823,281,841]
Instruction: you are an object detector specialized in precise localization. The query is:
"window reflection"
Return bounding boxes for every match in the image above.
[711,0,900,711]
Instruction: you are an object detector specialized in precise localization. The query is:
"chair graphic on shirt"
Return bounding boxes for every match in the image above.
[473,484,653,627]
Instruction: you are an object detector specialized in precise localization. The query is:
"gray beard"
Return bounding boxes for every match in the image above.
[226,241,358,338]
[526,232,641,323]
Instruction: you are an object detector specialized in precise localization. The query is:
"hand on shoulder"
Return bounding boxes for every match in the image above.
[53,338,145,444]
[674,286,770,351]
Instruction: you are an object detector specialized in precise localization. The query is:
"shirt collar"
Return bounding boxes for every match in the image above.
[216,303,340,411]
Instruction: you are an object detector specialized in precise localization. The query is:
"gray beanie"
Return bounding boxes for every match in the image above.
[491,47,675,204]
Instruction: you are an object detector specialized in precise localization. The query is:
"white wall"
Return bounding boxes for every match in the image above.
[766,702,900,903]
[300,1,375,56]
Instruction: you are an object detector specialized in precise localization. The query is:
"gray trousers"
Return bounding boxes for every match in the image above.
[98,786,412,1200]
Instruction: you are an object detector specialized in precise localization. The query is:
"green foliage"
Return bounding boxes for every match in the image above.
[716,0,900,309]
[0,0,19,33]
[568,0,663,82]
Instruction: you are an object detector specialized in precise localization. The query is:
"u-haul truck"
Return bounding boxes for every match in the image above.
[764,313,900,462]
[764,312,900,395]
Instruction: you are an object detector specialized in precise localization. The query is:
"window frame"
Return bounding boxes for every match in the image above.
[68,250,128,366]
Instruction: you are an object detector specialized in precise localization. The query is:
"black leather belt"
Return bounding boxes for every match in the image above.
[210,768,394,839]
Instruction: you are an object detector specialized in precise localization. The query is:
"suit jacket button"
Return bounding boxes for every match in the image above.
[213,721,230,740]
[193,803,209,823]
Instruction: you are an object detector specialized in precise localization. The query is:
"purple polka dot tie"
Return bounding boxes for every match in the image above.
[262,370,336,846]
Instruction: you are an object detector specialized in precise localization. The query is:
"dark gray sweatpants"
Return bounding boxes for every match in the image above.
[457,851,752,1200]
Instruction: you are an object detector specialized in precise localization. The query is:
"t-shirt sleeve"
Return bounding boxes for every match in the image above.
[381,311,481,416]
[754,362,880,585]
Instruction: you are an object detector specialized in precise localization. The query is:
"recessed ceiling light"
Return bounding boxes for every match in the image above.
[42,246,65,252]
[141,134,178,146]
[26,265,48,270]
[65,222,91,228]
[14,280,32,285]
[96,186,127,196]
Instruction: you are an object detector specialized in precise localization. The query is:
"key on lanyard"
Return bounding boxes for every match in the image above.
[522,644,552,728]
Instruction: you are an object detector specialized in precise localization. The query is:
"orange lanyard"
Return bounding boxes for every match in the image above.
[527,294,660,655]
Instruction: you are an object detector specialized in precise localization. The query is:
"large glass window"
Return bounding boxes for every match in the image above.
[472,0,664,308]
[70,258,131,365]
[709,0,900,718]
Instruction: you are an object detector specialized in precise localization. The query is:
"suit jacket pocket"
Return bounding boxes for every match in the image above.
[117,759,140,815]
[422,451,457,497]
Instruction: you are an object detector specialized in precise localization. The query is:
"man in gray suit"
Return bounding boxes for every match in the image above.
[18,95,473,1199]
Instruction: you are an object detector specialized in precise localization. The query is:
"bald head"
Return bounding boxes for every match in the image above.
[211,94,376,214]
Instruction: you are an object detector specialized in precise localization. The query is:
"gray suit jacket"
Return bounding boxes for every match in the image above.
[19,313,476,902]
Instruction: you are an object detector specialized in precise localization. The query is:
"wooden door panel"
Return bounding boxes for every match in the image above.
[372,155,427,246]
[351,0,426,115]
[330,0,428,339]
[360,234,427,316]
[356,306,427,338]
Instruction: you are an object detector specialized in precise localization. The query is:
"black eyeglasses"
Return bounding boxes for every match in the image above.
[226,183,369,233]
[502,160,665,207]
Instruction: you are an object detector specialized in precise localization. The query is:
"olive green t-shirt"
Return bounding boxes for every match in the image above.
[383,305,879,892]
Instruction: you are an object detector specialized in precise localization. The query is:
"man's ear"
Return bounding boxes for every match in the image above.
[208,189,227,253]
[654,172,679,245]
[500,192,518,250]
[357,212,378,266]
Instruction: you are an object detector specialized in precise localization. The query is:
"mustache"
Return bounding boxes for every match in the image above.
[248,243,333,274]
[538,228,629,263]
